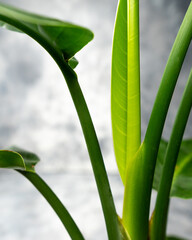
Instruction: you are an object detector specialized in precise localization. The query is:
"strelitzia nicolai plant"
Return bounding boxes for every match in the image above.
[0,1,192,240]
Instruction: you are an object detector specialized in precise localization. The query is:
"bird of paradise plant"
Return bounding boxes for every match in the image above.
[0,1,192,240]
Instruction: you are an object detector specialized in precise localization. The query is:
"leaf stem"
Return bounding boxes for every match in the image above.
[57,67,121,240]
[150,69,192,240]
[18,171,85,240]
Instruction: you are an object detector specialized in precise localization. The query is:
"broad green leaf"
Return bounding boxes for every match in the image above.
[0,2,93,61]
[0,146,40,172]
[111,0,140,184]
[153,139,192,198]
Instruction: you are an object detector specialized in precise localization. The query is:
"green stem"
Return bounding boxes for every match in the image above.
[58,66,121,240]
[150,69,192,240]
[122,2,192,239]
[0,15,121,240]
[18,171,85,240]
[144,0,192,161]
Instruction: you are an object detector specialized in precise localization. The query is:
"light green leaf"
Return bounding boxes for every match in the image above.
[111,0,140,184]
[0,146,40,172]
[153,139,192,198]
[0,2,93,61]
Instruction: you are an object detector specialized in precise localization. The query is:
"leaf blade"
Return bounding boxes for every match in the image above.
[0,2,93,60]
[111,0,140,184]
[0,146,40,172]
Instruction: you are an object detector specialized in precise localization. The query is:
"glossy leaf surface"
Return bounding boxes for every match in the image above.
[153,139,192,198]
[0,146,40,172]
[0,2,93,60]
[111,0,140,184]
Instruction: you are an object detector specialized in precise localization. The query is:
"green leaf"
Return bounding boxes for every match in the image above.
[111,0,140,184]
[0,2,93,60]
[0,146,40,172]
[153,139,192,198]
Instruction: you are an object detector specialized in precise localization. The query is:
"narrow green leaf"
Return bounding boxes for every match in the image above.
[0,2,93,60]
[0,147,39,172]
[153,139,192,198]
[111,0,140,184]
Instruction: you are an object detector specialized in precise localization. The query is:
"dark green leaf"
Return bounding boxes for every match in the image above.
[153,139,192,198]
[0,146,40,172]
[0,2,93,60]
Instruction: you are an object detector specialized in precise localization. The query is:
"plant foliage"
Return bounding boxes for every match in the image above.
[0,1,192,240]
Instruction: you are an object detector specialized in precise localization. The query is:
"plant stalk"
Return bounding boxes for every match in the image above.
[58,65,121,240]
[150,69,192,240]
[18,171,85,240]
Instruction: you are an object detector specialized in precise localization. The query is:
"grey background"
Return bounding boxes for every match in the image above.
[0,0,192,239]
